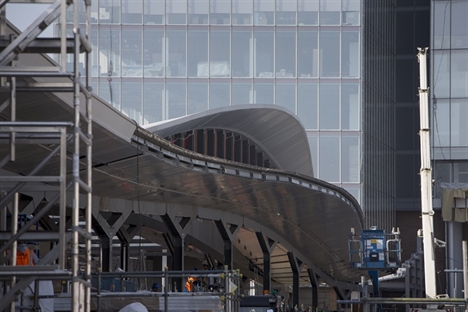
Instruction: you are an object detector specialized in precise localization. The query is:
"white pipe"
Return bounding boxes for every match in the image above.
[378,268,407,283]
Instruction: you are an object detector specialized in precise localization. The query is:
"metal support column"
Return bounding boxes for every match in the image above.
[255,232,277,294]
[117,225,139,272]
[215,220,240,270]
[307,268,318,310]
[447,221,463,298]
[100,235,114,272]
[288,252,303,310]
[161,213,194,291]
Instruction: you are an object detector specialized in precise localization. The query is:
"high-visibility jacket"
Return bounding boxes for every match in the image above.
[16,249,33,266]
[185,277,195,292]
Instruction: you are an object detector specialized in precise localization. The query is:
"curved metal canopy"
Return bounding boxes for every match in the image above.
[0,37,365,287]
[144,105,314,177]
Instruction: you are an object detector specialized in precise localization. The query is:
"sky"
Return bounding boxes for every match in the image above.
[6,3,54,37]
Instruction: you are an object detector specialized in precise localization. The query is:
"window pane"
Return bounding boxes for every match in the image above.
[320,0,340,25]
[343,185,360,202]
[276,82,295,113]
[254,82,273,104]
[342,83,359,130]
[233,0,252,25]
[232,30,253,77]
[166,82,186,119]
[122,28,142,77]
[342,135,359,182]
[99,27,121,76]
[298,0,318,25]
[298,82,318,129]
[166,29,186,77]
[90,1,98,24]
[255,29,274,77]
[210,29,230,77]
[188,82,208,114]
[319,135,340,182]
[451,1,468,49]
[99,0,120,24]
[298,30,318,77]
[144,29,164,77]
[91,28,99,76]
[451,50,468,98]
[454,162,468,183]
[320,31,340,77]
[434,161,451,198]
[122,81,142,123]
[276,29,296,77]
[254,0,274,25]
[144,0,164,24]
[432,99,450,147]
[451,100,468,146]
[122,0,142,24]
[319,83,340,129]
[342,0,359,25]
[210,0,231,24]
[167,0,187,24]
[232,82,253,104]
[433,51,450,98]
[68,1,90,24]
[210,82,230,109]
[276,0,296,25]
[188,0,208,24]
[433,1,450,49]
[307,133,318,177]
[188,29,208,77]
[143,80,163,124]
[99,78,121,109]
[342,31,359,77]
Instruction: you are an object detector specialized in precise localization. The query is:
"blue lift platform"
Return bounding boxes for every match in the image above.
[348,226,402,296]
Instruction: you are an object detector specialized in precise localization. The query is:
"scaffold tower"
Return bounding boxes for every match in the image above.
[0,0,92,310]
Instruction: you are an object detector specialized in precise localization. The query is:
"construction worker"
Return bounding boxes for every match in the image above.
[151,282,159,292]
[185,276,195,292]
[15,242,39,266]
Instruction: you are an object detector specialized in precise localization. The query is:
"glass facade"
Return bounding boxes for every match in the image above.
[62,0,397,231]
[431,0,468,198]
[394,0,431,213]
[430,0,468,298]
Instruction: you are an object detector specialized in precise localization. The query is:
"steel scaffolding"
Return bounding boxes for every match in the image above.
[0,0,92,310]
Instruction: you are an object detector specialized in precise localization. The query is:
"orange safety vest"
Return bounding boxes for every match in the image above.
[16,249,33,266]
[185,277,195,292]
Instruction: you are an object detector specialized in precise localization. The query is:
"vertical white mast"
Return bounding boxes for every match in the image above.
[417,47,437,298]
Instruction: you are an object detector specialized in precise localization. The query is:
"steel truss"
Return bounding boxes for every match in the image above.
[0,0,92,310]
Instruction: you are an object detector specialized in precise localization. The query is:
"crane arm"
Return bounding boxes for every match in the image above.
[417,47,437,299]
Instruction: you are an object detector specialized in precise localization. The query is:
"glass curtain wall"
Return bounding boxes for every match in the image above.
[431,0,468,197]
[79,0,364,205]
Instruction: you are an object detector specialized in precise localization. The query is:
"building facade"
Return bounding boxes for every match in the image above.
[63,0,396,231]
[430,0,468,298]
